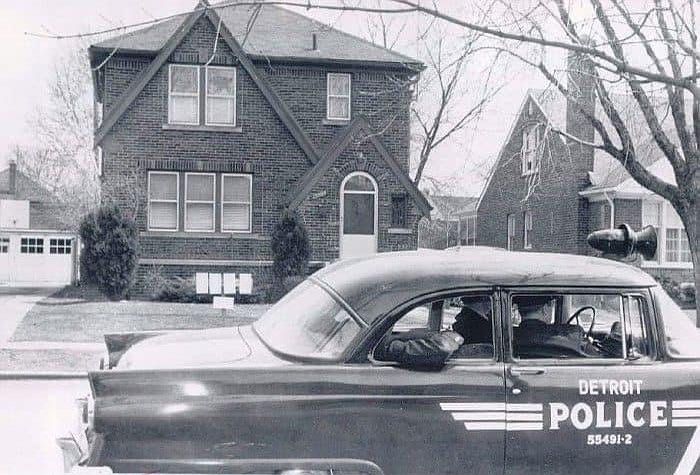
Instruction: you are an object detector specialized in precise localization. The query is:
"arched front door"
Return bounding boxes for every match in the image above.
[340,172,378,259]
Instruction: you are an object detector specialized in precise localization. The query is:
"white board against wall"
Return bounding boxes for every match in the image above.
[195,273,208,294]
[239,273,253,295]
[208,273,222,295]
[223,273,236,295]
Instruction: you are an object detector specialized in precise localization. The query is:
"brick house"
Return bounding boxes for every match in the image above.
[0,162,77,286]
[89,1,431,296]
[477,51,693,283]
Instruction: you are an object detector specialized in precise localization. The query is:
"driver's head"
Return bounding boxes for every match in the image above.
[517,296,555,323]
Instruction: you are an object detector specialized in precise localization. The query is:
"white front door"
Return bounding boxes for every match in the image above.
[340,172,378,259]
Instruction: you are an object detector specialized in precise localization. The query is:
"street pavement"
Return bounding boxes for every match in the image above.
[0,376,89,475]
[0,287,58,344]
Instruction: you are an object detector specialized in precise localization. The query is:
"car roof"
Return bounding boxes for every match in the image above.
[314,248,657,321]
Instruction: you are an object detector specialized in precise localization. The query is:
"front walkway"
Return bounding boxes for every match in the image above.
[0,287,58,344]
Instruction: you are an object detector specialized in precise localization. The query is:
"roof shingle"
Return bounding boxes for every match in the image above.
[92,2,421,68]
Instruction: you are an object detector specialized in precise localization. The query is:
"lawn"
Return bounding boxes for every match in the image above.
[11,286,270,343]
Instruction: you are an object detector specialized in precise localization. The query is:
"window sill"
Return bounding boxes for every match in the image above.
[141,231,269,241]
[162,124,242,133]
[322,118,351,126]
[387,228,413,235]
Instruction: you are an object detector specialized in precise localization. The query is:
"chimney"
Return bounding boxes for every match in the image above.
[566,37,596,146]
[8,160,16,195]
[312,33,318,51]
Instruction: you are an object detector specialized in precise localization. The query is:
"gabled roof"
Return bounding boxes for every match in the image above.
[91,1,421,69]
[528,87,673,191]
[478,86,678,209]
[426,195,477,220]
[0,168,56,202]
[94,3,322,167]
[286,116,431,217]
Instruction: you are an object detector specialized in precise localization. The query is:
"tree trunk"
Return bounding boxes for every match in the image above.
[690,208,700,328]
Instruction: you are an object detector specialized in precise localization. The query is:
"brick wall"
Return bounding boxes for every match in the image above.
[99,15,417,295]
[477,49,596,255]
[476,96,595,254]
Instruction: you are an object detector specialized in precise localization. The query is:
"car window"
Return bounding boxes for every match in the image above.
[511,293,626,360]
[253,280,362,359]
[374,294,495,363]
[652,287,700,359]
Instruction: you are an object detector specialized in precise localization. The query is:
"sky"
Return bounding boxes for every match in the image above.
[0,0,554,196]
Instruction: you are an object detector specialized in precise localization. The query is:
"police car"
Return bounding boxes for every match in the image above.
[59,226,700,475]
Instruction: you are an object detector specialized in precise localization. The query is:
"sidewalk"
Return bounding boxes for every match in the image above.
[0,287,58,344]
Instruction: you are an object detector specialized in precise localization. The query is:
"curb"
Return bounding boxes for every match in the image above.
[1,342,104,351]
[0,371,87,380]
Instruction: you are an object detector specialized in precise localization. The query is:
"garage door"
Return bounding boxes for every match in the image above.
[0,235,73,286]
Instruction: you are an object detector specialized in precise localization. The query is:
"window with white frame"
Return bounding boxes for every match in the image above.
[0,237,9,253]
[185,173,216,232]
[49,238,72,255]
[523,211,533,249]
[521,126,540,175]
[169,65,200,125]
[20,237,43,254]
[642,200,691,266]
[221,174,252,232]
[507,214,516,251]
[327,73,351,120]
[206,67,236,126]
[148,172,179,231]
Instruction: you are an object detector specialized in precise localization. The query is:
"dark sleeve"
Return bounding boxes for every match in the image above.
[378,330,463,366]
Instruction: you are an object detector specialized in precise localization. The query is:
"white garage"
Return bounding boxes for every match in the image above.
[0,232,76,286]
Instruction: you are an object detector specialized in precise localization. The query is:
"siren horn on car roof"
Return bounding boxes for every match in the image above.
[587,224,657,260]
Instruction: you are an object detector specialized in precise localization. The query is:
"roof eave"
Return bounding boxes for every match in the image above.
[250,54,424,72]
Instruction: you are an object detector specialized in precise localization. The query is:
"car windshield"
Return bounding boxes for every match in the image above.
[253,279,362,360]
[652,287,700,359]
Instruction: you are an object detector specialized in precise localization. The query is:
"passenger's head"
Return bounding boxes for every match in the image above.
[459,296,490,317]
[516,296,555,324]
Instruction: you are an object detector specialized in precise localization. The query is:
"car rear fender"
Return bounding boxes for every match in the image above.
[103,331,167,369]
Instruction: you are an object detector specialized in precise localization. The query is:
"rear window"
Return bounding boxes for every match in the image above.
[652,287,700,359]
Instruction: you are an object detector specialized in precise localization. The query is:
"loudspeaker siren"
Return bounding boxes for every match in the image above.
[587,224,657,260]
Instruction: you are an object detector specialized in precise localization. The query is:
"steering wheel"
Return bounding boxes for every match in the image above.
[566,306,597,339]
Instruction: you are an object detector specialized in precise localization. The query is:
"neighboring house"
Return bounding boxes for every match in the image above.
[0,162,77,286]
[477,50,692,282]
[89,1,431,296]
[418,194,477,249]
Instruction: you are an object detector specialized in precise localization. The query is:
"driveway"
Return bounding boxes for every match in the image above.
[0,287,59,344]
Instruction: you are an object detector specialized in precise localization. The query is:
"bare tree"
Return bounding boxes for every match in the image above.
[12,43,99,226]
[363,5,502,187]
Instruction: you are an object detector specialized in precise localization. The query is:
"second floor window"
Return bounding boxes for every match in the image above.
[169,65,199,125]
[206,67,236,126]
[327,73,351,120]
[169,64,237,126]
[521,126,540,175]
[523,211,533,249]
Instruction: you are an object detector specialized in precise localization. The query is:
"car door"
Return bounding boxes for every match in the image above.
[348,289,507,475]
[502,287,700,475]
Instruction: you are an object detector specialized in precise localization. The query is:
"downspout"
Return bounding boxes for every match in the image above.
[603,191,615,229]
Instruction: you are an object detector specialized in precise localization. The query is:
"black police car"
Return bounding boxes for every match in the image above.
[59,226,700,475]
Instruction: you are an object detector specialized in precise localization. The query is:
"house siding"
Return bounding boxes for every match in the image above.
[98,15,418,296]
